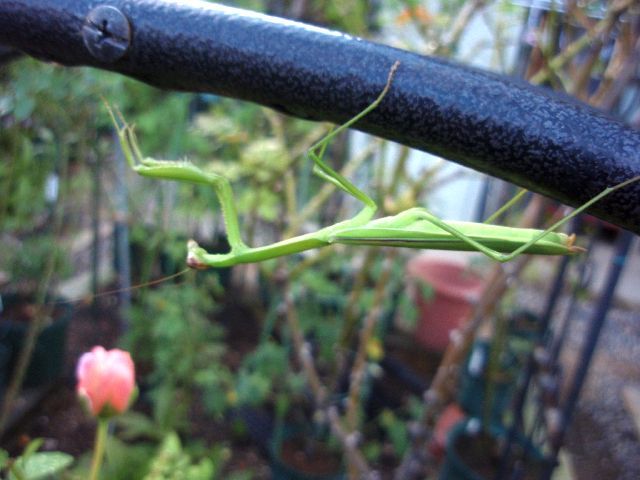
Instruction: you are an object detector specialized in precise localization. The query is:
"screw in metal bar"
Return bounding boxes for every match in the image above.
[82,5,131,63]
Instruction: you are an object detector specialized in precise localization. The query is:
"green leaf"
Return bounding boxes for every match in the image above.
[143,432,219,480]
[99,436,155,480]
[13,96,35,120]
[0,449,9,469]
[396,293,418,330]
[115,411,165,442]
[15,452,73,479]
[21,439,44,459]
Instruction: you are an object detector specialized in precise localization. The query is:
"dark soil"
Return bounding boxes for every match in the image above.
[453,429,500,479]
[0,294,68,325]
[278,437,342,476]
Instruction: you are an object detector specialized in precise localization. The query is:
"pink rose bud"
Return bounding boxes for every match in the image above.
[76,346,136,418]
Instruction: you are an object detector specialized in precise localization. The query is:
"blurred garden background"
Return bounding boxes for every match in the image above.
[1,0,640,478]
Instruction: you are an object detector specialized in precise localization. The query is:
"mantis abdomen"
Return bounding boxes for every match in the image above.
[330,220,580,256]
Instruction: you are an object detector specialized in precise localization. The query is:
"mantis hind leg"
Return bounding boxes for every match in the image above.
[390,208,520,262]
[388,207,569,262]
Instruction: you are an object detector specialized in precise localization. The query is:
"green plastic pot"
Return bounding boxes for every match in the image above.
[440,419,545,480]
[458,312,541,429]
[0,293,73,389]
[458,340,513,428]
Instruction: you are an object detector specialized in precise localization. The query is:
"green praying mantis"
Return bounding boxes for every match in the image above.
[107,62,639,269]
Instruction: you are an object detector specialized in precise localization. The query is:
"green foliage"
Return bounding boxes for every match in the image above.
[115,411,166,443]
[235,339,305,407]
[320,0,377,34]
[0,56,207,298]
[193,100,315,227]
[110,418,232,479]
[2,234,71,292]
[365,395,424,463]
[143,432,228,480]
[95,436,156,480]
[295,267,345,301]
[1,439,73,480]
[126,279,233,431]
[377,409,410,457]
[0,135,49,230]
[1,59,118,228]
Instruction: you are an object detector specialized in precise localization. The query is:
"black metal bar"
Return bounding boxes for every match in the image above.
[0,44,21,65]
[2,0,640,233]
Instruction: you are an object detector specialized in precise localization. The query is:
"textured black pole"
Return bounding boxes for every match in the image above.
[1,0,640,233]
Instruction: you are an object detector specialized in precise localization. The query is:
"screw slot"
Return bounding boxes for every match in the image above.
[82,5,131,63]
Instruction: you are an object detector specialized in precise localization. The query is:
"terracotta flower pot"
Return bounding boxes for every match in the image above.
[406,254,485,352]
[430,403,466,459]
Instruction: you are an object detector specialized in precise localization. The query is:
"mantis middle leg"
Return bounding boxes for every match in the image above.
[304,61,400,226]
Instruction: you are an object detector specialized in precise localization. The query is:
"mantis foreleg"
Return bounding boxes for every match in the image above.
[106,105,248,254]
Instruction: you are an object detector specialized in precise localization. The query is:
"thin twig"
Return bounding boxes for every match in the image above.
[281,275,375,477]
[345,251,398,431]
[283,285,326,404]
[529,0,635,85]
[327,406,375,478]
[441,0,489,55]
[590,27,640,110]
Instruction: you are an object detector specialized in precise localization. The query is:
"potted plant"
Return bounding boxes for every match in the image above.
[457,309,541,430]
[269,424,345,480]
[439,309,546,479]
[440,418,547,480]
[405,252,486,352]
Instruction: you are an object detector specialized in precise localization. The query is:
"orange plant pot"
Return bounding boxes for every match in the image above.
[406,254,485,352]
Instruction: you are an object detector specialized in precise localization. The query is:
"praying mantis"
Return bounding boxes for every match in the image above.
[107,62,639,269]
